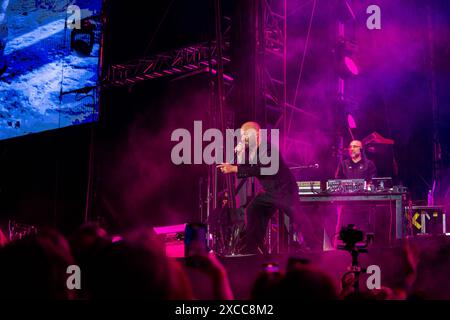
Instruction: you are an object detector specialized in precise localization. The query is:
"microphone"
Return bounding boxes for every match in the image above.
[235,142,245,153]
[230,142,245,164]
[289,163,320,170]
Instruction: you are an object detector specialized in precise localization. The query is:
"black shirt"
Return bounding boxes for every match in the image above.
[335,158,377,181]
[236,144,298,199]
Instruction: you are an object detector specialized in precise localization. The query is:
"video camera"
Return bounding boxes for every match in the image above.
[337,224,374,252]
[337,224,374,293]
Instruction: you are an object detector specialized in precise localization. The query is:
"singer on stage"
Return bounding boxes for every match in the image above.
[218,121,319,254]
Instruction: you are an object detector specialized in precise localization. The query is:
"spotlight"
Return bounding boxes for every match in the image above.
[343,56,359,75]
[70,18,95,56]
[347,114,357,129]
[334,40,359,78]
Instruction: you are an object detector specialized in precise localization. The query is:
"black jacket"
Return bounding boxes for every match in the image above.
[335,157,377,181]
[236,144,298,199]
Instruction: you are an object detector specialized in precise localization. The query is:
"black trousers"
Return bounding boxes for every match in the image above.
[245,192,320,253]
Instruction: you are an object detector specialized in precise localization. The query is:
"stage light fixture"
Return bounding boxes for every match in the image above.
[70,18,95,56]
[347,114,357,129]
[344,56,359,75]
[334,40,359,78]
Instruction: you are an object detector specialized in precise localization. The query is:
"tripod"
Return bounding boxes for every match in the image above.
[338,233,374,293]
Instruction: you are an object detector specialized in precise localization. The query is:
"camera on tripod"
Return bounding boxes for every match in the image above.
[338,224,374,252]
[337,224,375,293]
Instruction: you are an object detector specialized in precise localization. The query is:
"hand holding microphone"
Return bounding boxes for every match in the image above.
[217,142,243,175]
[234,141,245,154]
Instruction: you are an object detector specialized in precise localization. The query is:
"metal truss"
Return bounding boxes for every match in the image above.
[258,0,320,254]
[105,42,231,86]
[257,0,287,149]
[104,14,232,87]
[258,0,321,158]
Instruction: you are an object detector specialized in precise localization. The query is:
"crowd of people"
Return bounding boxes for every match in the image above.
[0,224,449,300]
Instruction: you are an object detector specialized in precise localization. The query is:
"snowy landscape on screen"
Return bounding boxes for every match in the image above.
[0,0,101,140]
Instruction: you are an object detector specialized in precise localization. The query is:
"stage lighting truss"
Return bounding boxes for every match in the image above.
[258,0,321,154]
[257,0,288,147]
[105,42,232,87]
[104,14,232,88]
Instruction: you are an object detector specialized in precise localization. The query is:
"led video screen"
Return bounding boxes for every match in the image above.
[0,0,102,140]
